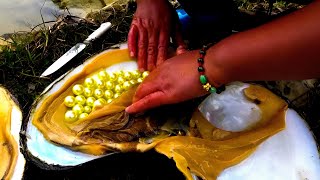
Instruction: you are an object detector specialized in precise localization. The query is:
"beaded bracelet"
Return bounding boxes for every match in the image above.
[198,44,225,94]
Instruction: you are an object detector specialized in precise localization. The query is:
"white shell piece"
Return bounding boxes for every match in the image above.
[198,82,320,179]
[11,106,25,180]
[26,44,138,166]
[217,109,320,180]
[199,82,261,132]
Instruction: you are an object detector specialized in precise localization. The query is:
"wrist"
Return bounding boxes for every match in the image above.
[196,45,226,94]
[204,46,231,87]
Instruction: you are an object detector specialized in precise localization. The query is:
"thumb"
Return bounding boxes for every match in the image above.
[126,91,166,114]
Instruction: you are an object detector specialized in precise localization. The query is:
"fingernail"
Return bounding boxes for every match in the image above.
[130,51,135,57]
[125,106,131,113]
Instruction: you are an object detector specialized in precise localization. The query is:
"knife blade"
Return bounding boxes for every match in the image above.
[40,22,112,77]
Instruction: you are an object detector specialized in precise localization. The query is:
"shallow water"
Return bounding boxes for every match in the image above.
[0,0,113,36]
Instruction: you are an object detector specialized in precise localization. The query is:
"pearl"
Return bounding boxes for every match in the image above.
[86,97,96,107]
[123,71,132,80]
[83,106,92,113]
[131,70,141,79]
[95,79,105,89]
[65,110,78,122]
[104,90,114,99]
[72,84,84,95]
[94,89,104,99]
[98,70,109,80]
[115,70,124,77]
[94,98,107,109]
[107,72,117,82]
[137,78,143,83]
[107,99,113,104]
[117,77,125,85]
[64,96,76,107]
[72,104,84,115]
[84,78,95,88]
[83,88,93,97]
[114,85,122,93]
[79,113,89,120]
[123,81,131,90]
[75,95,86,105]
[105,81,114,90]
[130,79,137,85]
[142,71,149,79]
[114,93,121,99]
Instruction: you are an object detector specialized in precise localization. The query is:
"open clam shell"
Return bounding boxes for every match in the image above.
[0,86,25,180]
[21,43,320,179]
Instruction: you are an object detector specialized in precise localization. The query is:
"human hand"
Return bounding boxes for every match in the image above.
[128,0,186,71]
[126,50,207,114]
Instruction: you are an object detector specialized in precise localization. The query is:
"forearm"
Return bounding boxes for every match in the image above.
[206,0,320,85]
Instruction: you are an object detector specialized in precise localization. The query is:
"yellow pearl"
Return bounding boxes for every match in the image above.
[72,104,84,115]
[107,72,117,82]
[83,88,93,97]
[98,70,109,80]
[75,95,86,105]
[115,70,124,77]
[79,113,89,120]
[94,89,104,99]
[114,84,123,93]
[131,70,141,79]
[64,96,76,107]
[137,78,143,83]
[83,106,92,113]
[114,93,121,99]
[117,77,125,85]
[142,71,149,79]
[95,79,105,89]
[86,97,96,107]
[107,99,113,104]
[84,78,95,88]
[105,81,114,90]
[93,98,107,109]
[123,71,132,80]
[65,110,78,122]
[123,81,131,90]
[72,84,84,95]
[104,90,114,99]
[130,79,138,85]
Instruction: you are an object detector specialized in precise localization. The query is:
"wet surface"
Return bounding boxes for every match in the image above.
[0,0,90,35]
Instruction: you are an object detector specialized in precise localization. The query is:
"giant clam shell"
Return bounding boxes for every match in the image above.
[0,86,25,180]
[22,43,320,179]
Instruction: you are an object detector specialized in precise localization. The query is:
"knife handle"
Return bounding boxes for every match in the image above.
[85,22,112,42]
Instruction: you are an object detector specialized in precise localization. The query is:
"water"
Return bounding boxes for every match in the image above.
[0,0,109,36]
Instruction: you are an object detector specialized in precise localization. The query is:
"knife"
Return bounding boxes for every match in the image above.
[40,22,112,77]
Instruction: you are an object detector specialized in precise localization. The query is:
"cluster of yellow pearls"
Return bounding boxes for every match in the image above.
[64,70,149,122]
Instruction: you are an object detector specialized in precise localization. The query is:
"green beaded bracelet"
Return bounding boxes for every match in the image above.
[197,44,225,94]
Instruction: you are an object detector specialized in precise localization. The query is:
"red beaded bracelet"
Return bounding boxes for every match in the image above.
[198,44,225,94]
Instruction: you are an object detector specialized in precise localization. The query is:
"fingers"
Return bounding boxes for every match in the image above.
[128,24,138,58]
[147,30,159,71]
[174,24,187,55]
[137,23,148,71]
[126,91,166,114]
[157,30,169,66]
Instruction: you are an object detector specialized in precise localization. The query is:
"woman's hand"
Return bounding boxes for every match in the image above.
[126,50,207,114]
[128,0,186,71]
